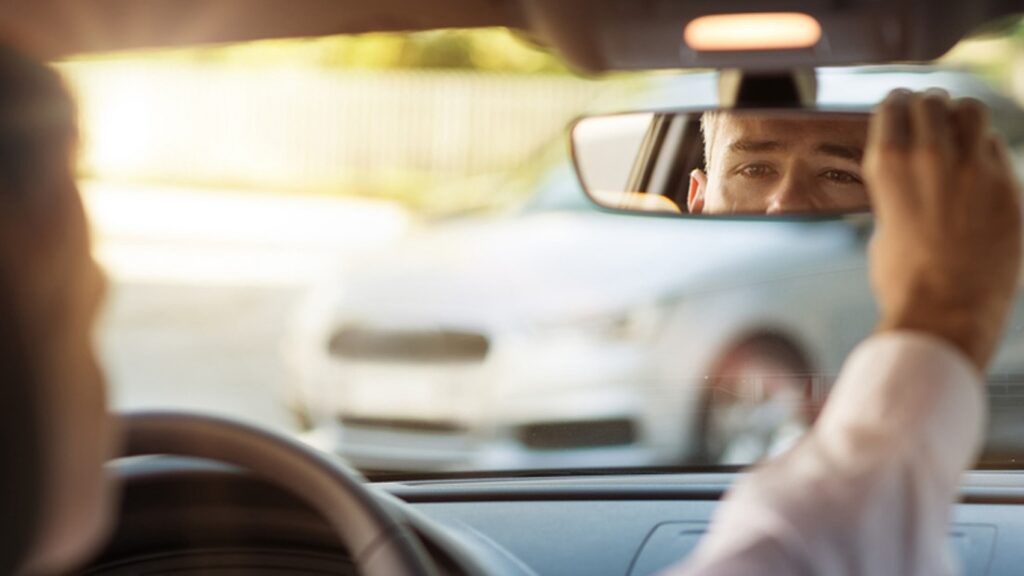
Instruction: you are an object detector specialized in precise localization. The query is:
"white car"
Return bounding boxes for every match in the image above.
[285,66,1024,471]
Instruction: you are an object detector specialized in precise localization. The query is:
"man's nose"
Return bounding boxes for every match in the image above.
[765,171,816,215]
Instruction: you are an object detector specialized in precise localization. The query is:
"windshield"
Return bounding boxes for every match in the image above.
[518,162,592,213]
[69,25,1024,478]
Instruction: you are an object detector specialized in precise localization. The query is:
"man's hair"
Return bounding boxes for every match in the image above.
[699,110,721,172]
[0,44,77,198]
[0,42,77,574]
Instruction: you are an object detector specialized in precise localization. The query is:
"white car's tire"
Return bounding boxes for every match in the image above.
[697,336,816,465]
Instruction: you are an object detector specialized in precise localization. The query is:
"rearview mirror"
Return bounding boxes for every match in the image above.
[570,109,871,218]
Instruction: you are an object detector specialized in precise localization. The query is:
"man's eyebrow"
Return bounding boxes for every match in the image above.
[815,143,863,162]
[727,139,785,153]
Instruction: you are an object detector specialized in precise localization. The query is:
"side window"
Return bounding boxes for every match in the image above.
[573,113,654,194]
[572,112,705,213]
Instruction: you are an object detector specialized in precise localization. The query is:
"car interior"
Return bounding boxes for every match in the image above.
[5,0,1024,575]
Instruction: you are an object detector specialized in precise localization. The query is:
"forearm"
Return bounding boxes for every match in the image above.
[670,332,985,576]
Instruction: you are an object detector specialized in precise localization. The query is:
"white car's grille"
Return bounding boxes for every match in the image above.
[516,418,639,450]
[327,328,490,363]
[338,415,467,434]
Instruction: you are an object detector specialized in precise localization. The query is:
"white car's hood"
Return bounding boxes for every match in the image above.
[329,211,859,331]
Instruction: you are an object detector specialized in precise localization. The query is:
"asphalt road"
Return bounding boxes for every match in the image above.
[83,180,411,434]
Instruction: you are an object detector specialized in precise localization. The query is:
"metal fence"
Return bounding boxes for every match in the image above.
[60,62,625,192]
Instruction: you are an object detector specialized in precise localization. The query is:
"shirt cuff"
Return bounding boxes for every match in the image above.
[816,331,986,486]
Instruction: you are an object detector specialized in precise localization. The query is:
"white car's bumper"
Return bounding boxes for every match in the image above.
[299,336,682,471]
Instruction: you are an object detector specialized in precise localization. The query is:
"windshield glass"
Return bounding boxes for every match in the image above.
[68,25,1024,477]
[518,161,592,213]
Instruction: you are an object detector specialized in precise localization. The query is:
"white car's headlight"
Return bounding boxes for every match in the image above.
[543,303,667,343]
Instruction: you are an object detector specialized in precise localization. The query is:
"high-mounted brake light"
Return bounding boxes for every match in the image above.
[684,12,822,52]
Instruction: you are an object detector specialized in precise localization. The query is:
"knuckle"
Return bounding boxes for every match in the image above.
[863,148,904,177]
[880,88,912,107]
[924,87,951,101]
[911,143,948,165]
[917,92,947,112]
[956,97,986,116]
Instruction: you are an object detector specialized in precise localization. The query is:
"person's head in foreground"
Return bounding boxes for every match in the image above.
[0,43,113,574]
[688,111,870,215]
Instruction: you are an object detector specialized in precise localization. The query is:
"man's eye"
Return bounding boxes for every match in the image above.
[822,170,862,184]
[738,164,776,178]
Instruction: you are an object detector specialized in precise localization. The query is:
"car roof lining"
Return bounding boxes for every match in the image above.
[2,0,1021,71]
[0,0,526,60]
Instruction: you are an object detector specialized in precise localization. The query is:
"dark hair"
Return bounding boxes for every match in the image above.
[0,43,77,573]
[0,44,76,199]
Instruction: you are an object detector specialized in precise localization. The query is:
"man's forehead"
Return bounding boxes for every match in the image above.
[717,113,868,145]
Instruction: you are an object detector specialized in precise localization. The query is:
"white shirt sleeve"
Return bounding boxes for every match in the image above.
[667,331,987,576]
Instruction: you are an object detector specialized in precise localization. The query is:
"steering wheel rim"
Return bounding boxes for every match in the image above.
[120,411,438,576]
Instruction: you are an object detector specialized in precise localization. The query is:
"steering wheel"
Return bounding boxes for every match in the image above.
[121,411,438,576]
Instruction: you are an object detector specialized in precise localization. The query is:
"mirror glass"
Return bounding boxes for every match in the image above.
[571,109,871,217]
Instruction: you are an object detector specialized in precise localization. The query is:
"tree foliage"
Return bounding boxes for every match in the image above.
[73,28,574,75]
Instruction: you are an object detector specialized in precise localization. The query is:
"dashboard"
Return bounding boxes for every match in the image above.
[83,459,1024,575]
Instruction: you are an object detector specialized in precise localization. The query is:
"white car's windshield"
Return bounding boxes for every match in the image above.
[71,26,1024,477]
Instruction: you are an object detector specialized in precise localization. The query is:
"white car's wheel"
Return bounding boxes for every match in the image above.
[698,337,816,465]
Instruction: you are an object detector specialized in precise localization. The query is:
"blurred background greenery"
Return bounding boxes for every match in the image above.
[71,28,573,74]
[61,24,1024,216]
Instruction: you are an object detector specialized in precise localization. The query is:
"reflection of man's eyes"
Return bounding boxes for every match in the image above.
[733,164,862,184]
[821,169,862,184]
[737,164,777,179]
